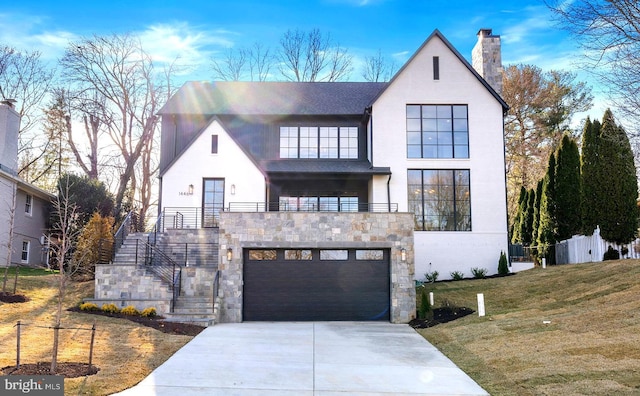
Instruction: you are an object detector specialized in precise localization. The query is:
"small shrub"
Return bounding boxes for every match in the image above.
[120,305,140,316]
[450,271,464,281]
[417,289,432,319]
[471,267,487,279]
[498,251,509,275]
[603,246,620,261]
[101,303,120,314]
[424,270,439,283]
[79,302,99,311]
[141,307,157,318]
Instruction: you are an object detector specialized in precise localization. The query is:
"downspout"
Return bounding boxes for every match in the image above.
[501,107,511,260]
[387,173,392,212]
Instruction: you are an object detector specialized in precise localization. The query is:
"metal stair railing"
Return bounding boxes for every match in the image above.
[134,239,183,313]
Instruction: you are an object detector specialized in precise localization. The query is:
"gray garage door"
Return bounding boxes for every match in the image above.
[243,248,390,321]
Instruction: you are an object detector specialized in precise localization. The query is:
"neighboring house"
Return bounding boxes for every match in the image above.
[0,101,55,268]
[95,29,509,324]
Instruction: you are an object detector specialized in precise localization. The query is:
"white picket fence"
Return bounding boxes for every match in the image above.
[555,226,640,264]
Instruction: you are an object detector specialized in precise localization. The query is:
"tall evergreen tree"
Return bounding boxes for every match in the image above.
[581,117,602,235]
[555,134,582,240]
[532,179,544,244]
[511,186,527,244]
[537,153,557,257]
[522,188,536,246]
[597,109,638,244]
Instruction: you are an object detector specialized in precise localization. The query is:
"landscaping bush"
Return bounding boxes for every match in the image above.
[450,271,464,281]
[471,267,487,279]
[603,246,620,261]
[424,270,439,283]
[120,305,140,316]
[101,303,120,314]
[79,302,99,311]
[141,307,157,318]
[417,288,432,319]
[498,251,509,275]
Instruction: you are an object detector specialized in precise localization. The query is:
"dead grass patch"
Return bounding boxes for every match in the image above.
[0,273,195,395]
[418,260,640,395]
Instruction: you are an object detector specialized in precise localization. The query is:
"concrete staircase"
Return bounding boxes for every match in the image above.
[113,229,220,326]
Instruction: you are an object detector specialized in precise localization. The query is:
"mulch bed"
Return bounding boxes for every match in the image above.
[409,306,475,329]
[2,362,99,378]
[66,306,206,336]
[0,292,29,303]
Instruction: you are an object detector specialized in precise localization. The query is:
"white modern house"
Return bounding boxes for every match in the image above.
[94,29,509,324]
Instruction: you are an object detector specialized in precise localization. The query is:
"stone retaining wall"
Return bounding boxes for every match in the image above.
[93,264,172,314]
[217,211,416,323]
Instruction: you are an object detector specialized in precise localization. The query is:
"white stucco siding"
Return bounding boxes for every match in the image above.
[161,120,265,211]
[370,34,508,279]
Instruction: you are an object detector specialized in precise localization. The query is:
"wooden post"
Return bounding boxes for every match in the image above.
[88,322,96,372]
[16,321,21,368]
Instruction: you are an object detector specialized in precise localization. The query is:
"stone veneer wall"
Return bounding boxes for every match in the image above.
[92,264,172,314]
[217,211,416,323]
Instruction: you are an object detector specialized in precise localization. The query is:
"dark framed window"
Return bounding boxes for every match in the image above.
[211,135,218,154]
[433,56,440,80]
[408,169,471,231]
[248,250,277,260]
[279,126,358,159]
[202,178,224,227]
[407,105,468,159]
[279,195,359,212]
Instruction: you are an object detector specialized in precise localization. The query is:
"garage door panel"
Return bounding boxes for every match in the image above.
[243,249,390,321]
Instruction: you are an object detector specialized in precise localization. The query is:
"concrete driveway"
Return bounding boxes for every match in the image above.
[114,322,488,395]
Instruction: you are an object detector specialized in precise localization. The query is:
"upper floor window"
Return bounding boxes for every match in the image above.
[280,126,358,159]
[408,169,471,231]
[407,105,468,159]
[25,194,33,215]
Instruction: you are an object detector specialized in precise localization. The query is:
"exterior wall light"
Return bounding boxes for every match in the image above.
[400,248,407,262]
[188,184,194,195]
[226,247,233,261]
[231,184,236,195]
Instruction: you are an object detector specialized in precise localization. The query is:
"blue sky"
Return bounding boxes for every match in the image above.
[1,0,607,121]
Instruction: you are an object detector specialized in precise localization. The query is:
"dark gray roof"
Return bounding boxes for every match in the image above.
[261,160,391,175]
[159,81,388,116]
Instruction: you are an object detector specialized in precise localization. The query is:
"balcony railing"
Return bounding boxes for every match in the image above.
[155,203,398,232]
[227,202,398,213]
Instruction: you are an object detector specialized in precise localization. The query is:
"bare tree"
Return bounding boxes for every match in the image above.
[49,179,83,373]
[60,34,168,220]
[548,0,640,122]
[0,47,54,135]
[361,49,397,82]
[277,29,353,82]
[211,47,247,81]
[248,42,273,81]
[1,178,17,293]
[502,64,592,220]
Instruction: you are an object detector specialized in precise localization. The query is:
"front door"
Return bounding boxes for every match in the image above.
[202,178,224,227]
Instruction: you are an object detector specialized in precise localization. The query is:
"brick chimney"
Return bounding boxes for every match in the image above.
[0,100,20,174]
[472,29,503,96]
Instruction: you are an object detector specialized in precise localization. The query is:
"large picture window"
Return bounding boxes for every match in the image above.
[408,169,471,231]
[279,196,359,212]
[407,105,468,159]
[280,126,358,159]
